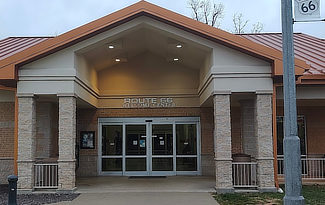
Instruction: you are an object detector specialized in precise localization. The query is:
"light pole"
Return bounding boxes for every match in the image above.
[281,0,305,204]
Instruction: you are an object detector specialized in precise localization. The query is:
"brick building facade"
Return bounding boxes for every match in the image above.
[0,1,324,193]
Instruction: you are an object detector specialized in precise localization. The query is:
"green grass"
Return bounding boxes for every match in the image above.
[213,185,325,205]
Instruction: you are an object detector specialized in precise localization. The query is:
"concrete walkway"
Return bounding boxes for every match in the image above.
[52,192,218,205]
[51,176,218,205]
[76,176,215,193]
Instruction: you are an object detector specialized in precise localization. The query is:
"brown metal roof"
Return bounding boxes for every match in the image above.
[240,33,325,75]
[0,33,322,77]
[0,37,52,60]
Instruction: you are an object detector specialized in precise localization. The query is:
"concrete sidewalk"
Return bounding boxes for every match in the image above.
[76,176,215,193]
[52,192,218,205]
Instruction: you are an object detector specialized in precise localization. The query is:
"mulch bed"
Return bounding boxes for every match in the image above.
[0,184,79,205]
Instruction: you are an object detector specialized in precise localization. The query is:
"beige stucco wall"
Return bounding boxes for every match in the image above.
[277,85,325,100]
[98,52,199,96]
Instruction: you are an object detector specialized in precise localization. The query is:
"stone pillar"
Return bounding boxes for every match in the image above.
[17,95,36,192]
[213,93,234,193]
[240,100,257,158]
[255,93,276,192]
[58,95,76,192]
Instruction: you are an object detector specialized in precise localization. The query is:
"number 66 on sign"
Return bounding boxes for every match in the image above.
[294,0,321,20]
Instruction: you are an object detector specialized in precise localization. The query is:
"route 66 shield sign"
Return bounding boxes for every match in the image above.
[294,0,321,20]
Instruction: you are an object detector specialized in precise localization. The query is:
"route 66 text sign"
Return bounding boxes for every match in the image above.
[294,0,321,20]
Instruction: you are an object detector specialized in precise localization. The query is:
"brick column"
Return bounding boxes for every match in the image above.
[58,95,76,192]
[255,93,276,192]
[240,100,257,158]
[213,93,234,193]
[17,95,36,193]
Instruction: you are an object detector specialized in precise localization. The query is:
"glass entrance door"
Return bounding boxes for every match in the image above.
[151,124,174,175]
[125,124,148,175]
[99,117,200,176]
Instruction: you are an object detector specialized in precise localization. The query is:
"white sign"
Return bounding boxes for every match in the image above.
[123,97,176,108]
[294,0,321,21]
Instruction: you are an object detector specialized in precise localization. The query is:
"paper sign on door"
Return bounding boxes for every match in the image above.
[140,140,146,147]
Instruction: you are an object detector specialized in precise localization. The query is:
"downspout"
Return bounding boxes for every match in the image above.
[14,91,18,175]
[273,83,279,189]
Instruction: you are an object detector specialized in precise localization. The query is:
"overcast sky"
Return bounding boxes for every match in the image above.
[0,0,324,39]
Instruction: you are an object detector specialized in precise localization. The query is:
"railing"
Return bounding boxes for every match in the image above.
[278,157,325,179]
[232,162,257,188]
[34,163,58,189]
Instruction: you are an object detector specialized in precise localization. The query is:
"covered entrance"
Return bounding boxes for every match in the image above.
[98,117,200,176]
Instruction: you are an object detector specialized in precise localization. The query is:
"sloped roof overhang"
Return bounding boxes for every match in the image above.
[0,0,308,81]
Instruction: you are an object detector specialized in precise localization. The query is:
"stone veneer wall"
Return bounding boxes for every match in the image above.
[76,107,216,177]
[0,102,15,184]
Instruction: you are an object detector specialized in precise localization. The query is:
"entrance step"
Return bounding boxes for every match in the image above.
[128,176,167,179]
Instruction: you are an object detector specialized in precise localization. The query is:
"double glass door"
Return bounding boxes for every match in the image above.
[99,117,200,176]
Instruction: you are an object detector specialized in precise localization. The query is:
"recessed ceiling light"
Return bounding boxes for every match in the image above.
[108,45,115,49]
[176,44,182,48]
[115,58,121,62]
[173,58,179,61]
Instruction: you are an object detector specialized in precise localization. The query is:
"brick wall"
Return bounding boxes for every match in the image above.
[76,107,215,176]
[35,102,59,159]
[0,102,15,184]
[0,102,15,158]
[231,106,242,154]
[277,105,325,155]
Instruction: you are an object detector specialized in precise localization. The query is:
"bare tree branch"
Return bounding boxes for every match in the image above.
[188,0,202,22]
[201,0,211,25]
[187,0,224,28]
[251,22,264,33]
[211,2,224,27]
[233,12,249,34]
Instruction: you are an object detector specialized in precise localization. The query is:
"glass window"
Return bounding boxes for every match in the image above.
[176,124,197,155]
[126,158,146,171]
[152,124,173,155]
[176,157,197,171]
[277,116,306,156]
[152,158,173,171]
[125,125,146,155]
[102,125,122,156]
[102,158,122,171]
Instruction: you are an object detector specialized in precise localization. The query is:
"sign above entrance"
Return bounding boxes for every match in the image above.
[123,97,176,108]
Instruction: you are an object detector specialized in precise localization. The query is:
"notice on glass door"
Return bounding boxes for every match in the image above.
[140,140,146,147]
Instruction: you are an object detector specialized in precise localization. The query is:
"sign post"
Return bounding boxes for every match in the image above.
[281,0,305,204]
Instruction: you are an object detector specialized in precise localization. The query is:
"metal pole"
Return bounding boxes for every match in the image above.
[281,0,305,204]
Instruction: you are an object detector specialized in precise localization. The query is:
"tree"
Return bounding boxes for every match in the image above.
[187,0,224,28]
[188,1,264,34]
[232,12,249,34]
[251,22,264,33]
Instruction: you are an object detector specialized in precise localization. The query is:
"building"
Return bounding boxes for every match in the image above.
[0,1,324,193]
